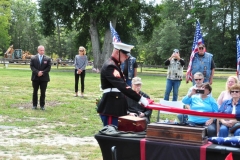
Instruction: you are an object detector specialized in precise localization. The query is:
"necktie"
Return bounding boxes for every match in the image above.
[39,55,42,63]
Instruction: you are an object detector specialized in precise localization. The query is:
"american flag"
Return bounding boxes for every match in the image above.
[110,22,121,42]
[186,21,205,82]
[236,35,240,80]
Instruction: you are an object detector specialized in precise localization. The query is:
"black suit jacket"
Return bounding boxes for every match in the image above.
[30,54,51,82]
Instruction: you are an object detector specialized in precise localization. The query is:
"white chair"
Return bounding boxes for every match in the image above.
[156,99,184,122]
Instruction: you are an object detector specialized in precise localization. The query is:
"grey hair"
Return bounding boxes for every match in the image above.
[194,72,204,78]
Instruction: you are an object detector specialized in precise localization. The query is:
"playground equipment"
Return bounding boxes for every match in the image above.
[4,45,33,61]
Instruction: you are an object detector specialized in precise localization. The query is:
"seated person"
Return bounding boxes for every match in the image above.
[178,72,205,124]
[217,75,238,107]
[182,82,218,137]
[126,77,152,124]
[218,84,240,137]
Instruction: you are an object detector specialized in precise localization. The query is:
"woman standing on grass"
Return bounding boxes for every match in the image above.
[74,46,88,97]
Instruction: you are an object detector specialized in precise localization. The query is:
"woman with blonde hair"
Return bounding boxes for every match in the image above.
[74,46,88,97]
[218,84,240,137]
[217,76,238,106]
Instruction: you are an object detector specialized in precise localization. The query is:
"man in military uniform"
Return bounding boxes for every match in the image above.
[97,42,150,126]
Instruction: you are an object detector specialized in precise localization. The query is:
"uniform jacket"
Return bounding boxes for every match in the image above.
[30,54,51,82]
[97,57,141,117]
[191,52,213,82]
[126,91,152,122]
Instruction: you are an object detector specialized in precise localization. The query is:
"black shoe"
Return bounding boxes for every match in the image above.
[40,106,45,110]
[32,106,37,110]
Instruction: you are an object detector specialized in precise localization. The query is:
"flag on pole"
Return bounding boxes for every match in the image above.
[110,22,121,42]
[236,35,240,80]
[186,21,205,82]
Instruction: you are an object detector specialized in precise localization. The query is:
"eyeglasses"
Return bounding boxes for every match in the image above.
[230,91,240,93]
[198,47,204,50]
[79,50,84,52]
[194,79,202,81]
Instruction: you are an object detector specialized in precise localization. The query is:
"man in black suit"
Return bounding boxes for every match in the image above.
[30,45,51,110]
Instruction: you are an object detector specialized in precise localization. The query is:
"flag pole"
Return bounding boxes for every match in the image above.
[236,34,240,80]
[186,20,204,83]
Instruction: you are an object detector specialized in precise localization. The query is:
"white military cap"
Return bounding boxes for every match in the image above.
[112,42,134,56]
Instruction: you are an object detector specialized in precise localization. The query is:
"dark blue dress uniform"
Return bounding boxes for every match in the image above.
[97,57,141,126]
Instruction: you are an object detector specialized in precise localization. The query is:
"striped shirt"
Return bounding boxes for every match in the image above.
[74,55,88,70]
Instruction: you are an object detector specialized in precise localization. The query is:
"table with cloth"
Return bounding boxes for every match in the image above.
[95,134,240,160]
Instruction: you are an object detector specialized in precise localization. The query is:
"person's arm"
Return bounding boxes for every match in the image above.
[209,59,215,85]
[133,61,138,77]
[179,59,185,66]
[42,57,52,75]
[182,95,193,105]
[217,91,224,106]
[134,68,137,77]
[30,56,38,74]
[164,59,170,66]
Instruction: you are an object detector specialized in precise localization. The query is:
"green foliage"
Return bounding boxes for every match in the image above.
[157,20,180,60]
[10,0,40,53]
[0,0,11,49]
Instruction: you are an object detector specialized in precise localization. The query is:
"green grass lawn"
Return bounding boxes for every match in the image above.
[0,64,234,159]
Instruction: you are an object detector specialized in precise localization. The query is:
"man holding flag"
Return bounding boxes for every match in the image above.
[186,21,216,85]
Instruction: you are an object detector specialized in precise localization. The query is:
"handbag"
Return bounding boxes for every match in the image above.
[229,122,240,133]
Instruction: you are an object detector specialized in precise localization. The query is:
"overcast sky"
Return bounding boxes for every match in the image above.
[145,0,162,4]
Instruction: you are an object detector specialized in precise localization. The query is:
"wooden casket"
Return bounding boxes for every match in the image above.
[118,116,146,132]
[146,123,208,145]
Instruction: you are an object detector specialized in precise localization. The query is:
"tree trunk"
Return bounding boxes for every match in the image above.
[101,18,117,66]
[89,16,101,69]
[56,18,62,57]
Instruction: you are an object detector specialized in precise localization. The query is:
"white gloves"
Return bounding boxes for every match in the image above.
[139,96,149,107]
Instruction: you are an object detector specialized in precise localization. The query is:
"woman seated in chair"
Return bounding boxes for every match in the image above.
[182,82,218,137]
[218,84,240,137]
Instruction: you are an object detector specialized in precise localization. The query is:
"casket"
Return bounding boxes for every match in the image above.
[118,116,146,132]
[146,123,208,145]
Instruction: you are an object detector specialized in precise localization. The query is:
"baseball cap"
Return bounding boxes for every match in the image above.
[132,77,142,85]
[173,49,179,52]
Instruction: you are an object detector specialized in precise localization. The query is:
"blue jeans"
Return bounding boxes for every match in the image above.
[187,120,217,137]
[164,79,181,101]
[177,114,188,124]
[219,125,229,137]
[219,125,240,137]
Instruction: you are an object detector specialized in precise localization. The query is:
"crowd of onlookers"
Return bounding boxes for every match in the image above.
[177,74,240,137]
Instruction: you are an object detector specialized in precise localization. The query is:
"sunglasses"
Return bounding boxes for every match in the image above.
[194,79,202,81]
[230,91,240,93]
[79,50,84,52]
[198,47,204,50]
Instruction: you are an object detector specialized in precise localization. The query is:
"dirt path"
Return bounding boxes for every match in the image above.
[0,121,99,160]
